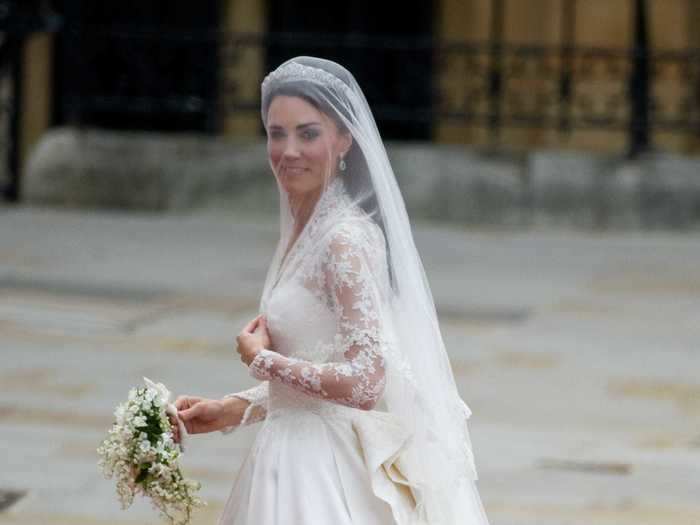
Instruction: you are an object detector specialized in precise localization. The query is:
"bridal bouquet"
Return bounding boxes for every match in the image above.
[97,377,205,525]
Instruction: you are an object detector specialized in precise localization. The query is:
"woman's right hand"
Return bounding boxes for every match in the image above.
[171,396,225,441]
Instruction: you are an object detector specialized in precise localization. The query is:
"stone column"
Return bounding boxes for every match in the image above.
[220,0,267,138]
[435,0,492,146]
[648,0,697,153]
[690,0,700,152]
[20,32,53,183]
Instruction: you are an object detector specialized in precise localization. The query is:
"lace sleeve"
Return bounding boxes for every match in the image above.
[219,381,269,434]
[248,222,388,411]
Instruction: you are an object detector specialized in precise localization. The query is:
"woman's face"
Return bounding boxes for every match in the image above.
[266,95,351,198]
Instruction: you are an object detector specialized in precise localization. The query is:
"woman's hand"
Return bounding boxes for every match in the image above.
[170,396,225,441]
[236,314,272,366]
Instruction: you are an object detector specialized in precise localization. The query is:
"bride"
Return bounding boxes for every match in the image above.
[171,56,490,525]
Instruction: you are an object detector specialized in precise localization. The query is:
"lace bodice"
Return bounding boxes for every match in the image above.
[222,179,394,433]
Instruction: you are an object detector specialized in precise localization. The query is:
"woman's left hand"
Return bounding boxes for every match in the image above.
[236,314,272,366]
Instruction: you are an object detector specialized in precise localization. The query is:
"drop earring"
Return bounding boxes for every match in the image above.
[339,156,347,172]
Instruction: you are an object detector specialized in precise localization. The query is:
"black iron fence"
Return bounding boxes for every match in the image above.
[57,28,700,144]
[3,0,700,202]
[0,33,21,202]
[57,22,220,133]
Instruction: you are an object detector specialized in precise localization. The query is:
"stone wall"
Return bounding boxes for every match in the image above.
[24,127,700,230]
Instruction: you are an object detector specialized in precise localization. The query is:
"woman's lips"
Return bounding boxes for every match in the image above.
[283,167,308,175]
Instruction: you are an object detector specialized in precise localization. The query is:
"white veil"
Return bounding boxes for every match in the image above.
[259,56,488,524]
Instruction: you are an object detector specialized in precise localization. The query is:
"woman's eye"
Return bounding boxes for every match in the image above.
[301,129,319,140]
[269,131,285,140]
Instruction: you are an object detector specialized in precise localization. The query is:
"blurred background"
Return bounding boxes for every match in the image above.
[1,1,699,524]
[1,0,700,223]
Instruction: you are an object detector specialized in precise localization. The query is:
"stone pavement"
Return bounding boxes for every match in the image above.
[0,205,698,525]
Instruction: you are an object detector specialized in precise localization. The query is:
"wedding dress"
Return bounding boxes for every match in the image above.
[218,177,417,524]
[216,56,490,525]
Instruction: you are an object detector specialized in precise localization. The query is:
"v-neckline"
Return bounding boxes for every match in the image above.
[268,177,345,295]
[274,231,301,285]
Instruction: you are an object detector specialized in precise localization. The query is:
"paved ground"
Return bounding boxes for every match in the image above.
[0,205,698,525]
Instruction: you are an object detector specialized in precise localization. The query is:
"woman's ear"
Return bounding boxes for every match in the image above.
[338,131,353,158]
[338,131,352,157]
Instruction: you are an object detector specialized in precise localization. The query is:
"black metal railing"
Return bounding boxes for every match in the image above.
[58,28,700,142]
[4,0,700,202]
[57,22,220,133]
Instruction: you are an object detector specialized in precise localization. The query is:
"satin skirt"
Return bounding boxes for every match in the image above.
[217,404,416,525]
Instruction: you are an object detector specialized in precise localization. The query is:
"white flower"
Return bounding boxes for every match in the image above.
[98,379,205,525]
[143,377,171,406]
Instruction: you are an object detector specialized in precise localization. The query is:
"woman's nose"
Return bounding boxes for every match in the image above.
[282,138,301,159]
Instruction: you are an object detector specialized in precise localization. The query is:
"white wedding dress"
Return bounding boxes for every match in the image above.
[217,179,418,525]
[213,56,490,525]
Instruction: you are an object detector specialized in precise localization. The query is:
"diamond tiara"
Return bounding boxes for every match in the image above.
[261,62,351,98]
